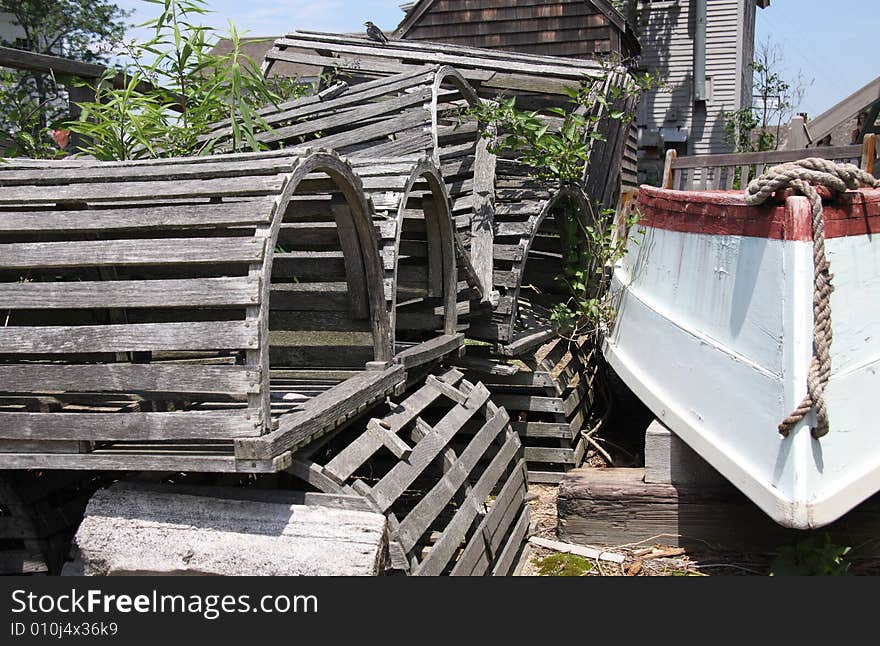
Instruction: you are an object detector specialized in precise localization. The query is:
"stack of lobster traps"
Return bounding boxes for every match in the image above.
[0,31,637,575]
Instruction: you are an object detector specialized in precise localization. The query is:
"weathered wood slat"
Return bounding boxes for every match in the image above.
[0,175,285,203]
[0,364,259,395]
[415,435,522,576]
[0,276,260,309]
[0,452,241,472]
[259,87,432,144]
[0,156,296,185]
[368,383,491,512]
[0,410,260,441]
[0,199,275,233]
[321,368,464,482]
[0,237,264,269]
[393,334,464,369]
[237,365,406,460]
[396,407,509,551]
[0,321,258,354]
[450,462,527,576]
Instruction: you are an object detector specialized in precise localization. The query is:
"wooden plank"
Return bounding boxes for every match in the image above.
[489,507,530,576]
[524,446,575,464]
[450,462,527,576]
[0,321,258,354]
[0,199,275,233]
[237,365,406,460]
[259,87,432,144]
[0,237,264,269]
[72,484,387,575]
[321,368,464,482]
[0,175,285,203]
[470,135,497,293]
[0,156,296,186]
[0,364,259,395]
[0,409,260,441]
[415,436,522,576]
[557,467,880,553]
[0,276,260,309]
[368,383,491,511]
[511,421,573,438]
[0,452,240,472]
[490,393,564,414]
[396,407,510,551]
[393,334,464,369]
[303,110,431,151]
[671,144,864,170]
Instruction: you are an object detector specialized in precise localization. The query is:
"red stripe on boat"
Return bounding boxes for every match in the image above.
[637,186,880,241]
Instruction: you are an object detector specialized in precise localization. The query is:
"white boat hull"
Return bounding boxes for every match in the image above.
[605,186,880,528]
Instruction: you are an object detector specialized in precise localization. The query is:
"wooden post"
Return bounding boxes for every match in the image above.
[861,133,876,176]
[661,148,677,189]
[785,115,808,150]
[471,135,497,296]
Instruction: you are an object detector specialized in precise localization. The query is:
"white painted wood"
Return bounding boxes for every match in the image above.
[605,193,880,529]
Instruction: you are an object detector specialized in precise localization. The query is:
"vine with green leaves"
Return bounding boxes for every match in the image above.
[464,66,656,342]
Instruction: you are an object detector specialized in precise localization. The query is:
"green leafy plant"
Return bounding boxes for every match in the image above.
[464,64,655,338]
[770,535,851,576]
[68,0,308,160]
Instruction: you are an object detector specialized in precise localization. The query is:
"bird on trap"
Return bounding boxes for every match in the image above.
[365,21,388,44]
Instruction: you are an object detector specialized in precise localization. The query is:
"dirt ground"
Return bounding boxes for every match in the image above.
[519,483,731,576]
[518,482,880,576]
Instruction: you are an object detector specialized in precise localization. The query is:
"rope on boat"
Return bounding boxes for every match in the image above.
[744,159,878,438]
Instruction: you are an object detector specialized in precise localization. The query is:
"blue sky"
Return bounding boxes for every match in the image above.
[113,0,877,119]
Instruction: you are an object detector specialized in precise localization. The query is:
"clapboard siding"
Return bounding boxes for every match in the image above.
[637,0,753,156]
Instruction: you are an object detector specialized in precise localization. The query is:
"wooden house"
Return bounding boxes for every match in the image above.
[395,0,639,60]
[624,0,770,185]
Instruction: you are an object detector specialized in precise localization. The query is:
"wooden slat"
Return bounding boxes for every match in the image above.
[0,410,260,441]
[415,437,522,576]
[321,368,464,482]
[0,199,275,233]
[0,276,260,309]
[671,144,863,170]
[0,237,264,269]
[0,175,285,204]
[396,407,509,551]
[0,156,295,186]
[368,383,491,511]
[451,463,528,576]
[0,364,259,395]
[0,321,257,354]
[259,87,432,144]
[0,452,240,472]
[393,334,464,369]
[237,365,406,460]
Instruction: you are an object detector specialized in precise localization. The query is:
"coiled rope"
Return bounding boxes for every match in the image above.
[743,158,878,438]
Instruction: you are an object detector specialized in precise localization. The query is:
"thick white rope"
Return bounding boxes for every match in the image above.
[743,158,878,438]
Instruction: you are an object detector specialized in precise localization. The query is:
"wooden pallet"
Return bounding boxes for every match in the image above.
[291,367,530,575]
[454,337,594,483]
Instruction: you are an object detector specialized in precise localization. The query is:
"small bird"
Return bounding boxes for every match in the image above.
[365,21,388,44]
